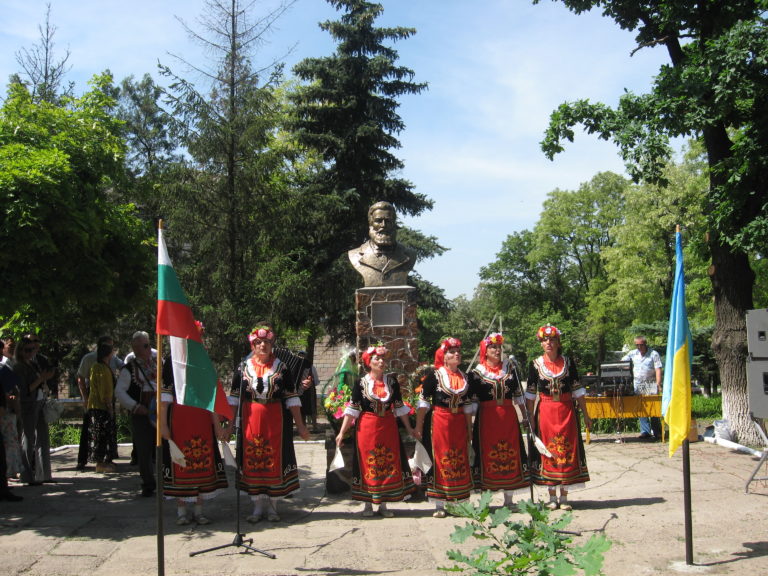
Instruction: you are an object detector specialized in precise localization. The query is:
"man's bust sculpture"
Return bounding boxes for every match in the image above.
[348,201,415,287]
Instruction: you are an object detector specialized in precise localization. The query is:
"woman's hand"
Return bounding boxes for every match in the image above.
[583,412,592,431]
[335,431,345,447]
[297,422,311,441]
[412,427,423,441]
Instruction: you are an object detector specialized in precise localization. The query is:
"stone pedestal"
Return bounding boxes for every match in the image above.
[354,286,419,375]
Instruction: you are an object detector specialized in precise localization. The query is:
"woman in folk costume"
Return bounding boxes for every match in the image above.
[467,333,529,509]
[335,345,416,517]
[160,321,229,526]
[525,324,591,511]
[414,337,474,518]
[228,325,310,523]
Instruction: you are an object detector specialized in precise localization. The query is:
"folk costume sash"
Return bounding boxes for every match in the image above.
[162,403,227,499]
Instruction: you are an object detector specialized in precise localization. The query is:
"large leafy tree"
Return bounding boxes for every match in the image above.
[0,76,153,335]
[481,172,627,370]
[537,0,768,443]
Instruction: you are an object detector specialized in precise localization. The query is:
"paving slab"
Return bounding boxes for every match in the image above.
[1,431,767,575]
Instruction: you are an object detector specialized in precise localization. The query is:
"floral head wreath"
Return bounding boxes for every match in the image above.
[194,320,205,336]
[536,324,561,341]
[361,345,388,368]
[479,332,503,365]
[434,337,462,369]
[248,325,275,343]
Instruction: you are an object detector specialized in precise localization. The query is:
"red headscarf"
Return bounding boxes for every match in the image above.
[434,337,461,369]
[479,332,503,365]
[361,345,388,368]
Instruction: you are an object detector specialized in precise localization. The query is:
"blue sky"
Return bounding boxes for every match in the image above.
[0,0,671,299]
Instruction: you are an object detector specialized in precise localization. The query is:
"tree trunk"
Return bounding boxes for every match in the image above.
[709,242,760,445]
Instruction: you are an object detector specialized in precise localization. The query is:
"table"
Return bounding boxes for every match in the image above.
[584,395,664,443]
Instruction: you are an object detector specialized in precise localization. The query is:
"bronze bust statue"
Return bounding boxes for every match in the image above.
[348,201,415,287]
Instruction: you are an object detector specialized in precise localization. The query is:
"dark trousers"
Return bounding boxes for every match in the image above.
[131,414,156,491]
[77,410,90,467]
[0,424,9,493]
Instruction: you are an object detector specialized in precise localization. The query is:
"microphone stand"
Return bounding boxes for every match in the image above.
[190,362,276,559]
[509,355,536,503]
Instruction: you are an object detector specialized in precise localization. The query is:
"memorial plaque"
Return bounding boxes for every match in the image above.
[370,301,404,327]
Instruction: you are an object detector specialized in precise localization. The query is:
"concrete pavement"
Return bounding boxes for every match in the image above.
[1,429,767,575]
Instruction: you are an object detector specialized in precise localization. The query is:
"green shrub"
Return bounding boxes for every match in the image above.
[48,421,81,447]
[442,492,611,575]
[691,395,721,419]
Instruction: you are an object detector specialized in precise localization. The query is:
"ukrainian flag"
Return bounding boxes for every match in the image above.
[662,231,693,457]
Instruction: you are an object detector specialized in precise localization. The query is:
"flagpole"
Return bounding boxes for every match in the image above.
[156,220,165,576]
[682,439,693,564]
[675,223,693,566]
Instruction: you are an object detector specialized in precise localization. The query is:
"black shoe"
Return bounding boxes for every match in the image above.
[76,464,86,471]
[141,488,156,497]
[638,432,652,440]
[0,491,23,502]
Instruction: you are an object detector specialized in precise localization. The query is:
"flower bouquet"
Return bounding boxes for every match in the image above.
[321,352,359,433]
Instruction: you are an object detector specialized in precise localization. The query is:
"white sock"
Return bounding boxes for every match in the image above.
[177,506,187,518]
[251,496,263,517]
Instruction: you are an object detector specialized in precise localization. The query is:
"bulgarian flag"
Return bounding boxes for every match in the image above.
[157,228,233,420]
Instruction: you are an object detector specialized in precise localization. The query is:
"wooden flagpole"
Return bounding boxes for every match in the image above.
[156,220,165,576]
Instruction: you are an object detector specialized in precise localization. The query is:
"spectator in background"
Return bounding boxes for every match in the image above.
[24,333,58,398]
[0,382,23,502]
[88,343,117,474]
[297,351,319,432]
[0,336,13,364]
[621,336,663,441]
[76,336,123,471]
[13,336,54,485]
[116,331,159,497]
[0,340,23,482]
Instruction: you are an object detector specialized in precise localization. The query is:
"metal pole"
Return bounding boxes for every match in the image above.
[682,439,693,565]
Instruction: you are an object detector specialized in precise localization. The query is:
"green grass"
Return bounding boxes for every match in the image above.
[48,412,135,448]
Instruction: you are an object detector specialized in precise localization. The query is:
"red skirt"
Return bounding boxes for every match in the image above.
[531,393,590,486]
[351,411,415,504]
[425,406,473,501]
[237,401,299,496]
[473,399,529,491]
[162,404,228,499]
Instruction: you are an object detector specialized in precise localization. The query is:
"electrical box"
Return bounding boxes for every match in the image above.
[746,309,768,358]
[746,358,768,419]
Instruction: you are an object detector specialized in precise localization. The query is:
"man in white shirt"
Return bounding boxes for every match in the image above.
[116,331,158,496]
[621,336,663,441]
